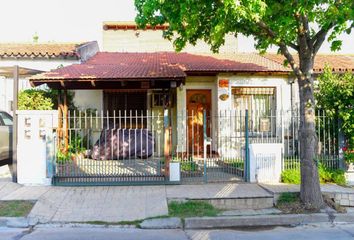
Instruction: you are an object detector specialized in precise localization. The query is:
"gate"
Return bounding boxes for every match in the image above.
[52,110,166,185]
[175,110,249,183]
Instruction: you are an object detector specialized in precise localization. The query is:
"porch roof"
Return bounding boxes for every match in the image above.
[29,52,288,89]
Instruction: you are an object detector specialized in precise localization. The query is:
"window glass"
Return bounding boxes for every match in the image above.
[232,87,276,134]
[0,112,13,126]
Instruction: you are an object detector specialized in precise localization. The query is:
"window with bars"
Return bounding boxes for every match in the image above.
[232,87,276,114]
[232,87,276,134]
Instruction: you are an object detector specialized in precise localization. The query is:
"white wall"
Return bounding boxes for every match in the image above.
[73,90,103,111]
[217,74,292,112]
[103,30,238,53]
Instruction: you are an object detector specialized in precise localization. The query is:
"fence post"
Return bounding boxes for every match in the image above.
[203,110,207,183]
[245,110,250,182]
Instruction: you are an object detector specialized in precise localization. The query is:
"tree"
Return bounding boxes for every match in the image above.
[316,66,354,153]
[135,0,354,209]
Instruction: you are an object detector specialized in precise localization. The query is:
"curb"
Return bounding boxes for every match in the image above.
[184,212,354,229]
[0,217,33,228]
[0,217,38,228]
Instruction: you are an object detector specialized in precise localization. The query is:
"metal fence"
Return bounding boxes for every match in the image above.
[54,110,166,185]
[174,110,248,183]
[51,108,342,185]
[283,109,340,170]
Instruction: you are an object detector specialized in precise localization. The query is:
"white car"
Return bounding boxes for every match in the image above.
[0,111,12,163]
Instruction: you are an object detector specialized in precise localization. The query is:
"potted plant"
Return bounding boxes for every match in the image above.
[343,146,354,186]
[56,150,73,176]
[343,146,354,171]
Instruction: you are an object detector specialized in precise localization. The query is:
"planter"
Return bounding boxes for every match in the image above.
[169,162,181,182]
[346,163,354,186]
[56,163,72,176]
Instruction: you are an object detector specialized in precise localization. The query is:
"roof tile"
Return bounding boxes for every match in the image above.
[31,52,283,82]
[0,42,91,59]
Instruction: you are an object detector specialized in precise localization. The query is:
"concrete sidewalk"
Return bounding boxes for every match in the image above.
[1,173,353,224]
[0,182,271,223]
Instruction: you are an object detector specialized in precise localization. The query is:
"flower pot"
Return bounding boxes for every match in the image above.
[346,163,354,172]
[169,162,181,182]
[345,163,354,186]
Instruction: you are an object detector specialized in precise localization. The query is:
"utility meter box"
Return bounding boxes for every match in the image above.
[17,110,57,185]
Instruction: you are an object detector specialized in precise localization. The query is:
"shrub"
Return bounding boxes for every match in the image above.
[181,161,199,172]
[18,89,75,110]
[281,169,301,184]
[281,164,346,186]
[18,89,54,110]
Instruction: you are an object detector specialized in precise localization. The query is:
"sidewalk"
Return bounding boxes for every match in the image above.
[1,182,270,223]
[1,165,354,224]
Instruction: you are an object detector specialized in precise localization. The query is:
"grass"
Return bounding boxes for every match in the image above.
[168,201,220,218]
[0,200,35,217]
[82,215,170,227]
[277,192,299,205]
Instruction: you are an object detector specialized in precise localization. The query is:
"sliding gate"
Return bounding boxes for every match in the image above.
[52,110,166,185]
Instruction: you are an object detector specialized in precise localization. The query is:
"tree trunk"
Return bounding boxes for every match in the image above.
[297,57,324,210]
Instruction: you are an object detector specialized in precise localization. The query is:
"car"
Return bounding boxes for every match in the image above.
[0,111,13,163]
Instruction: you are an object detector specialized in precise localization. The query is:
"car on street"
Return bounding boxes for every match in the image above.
[0,111,13,163]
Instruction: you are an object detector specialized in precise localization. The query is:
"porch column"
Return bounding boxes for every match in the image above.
[164,109,171,176]
[57,90,63,150]
[63,90,69,152]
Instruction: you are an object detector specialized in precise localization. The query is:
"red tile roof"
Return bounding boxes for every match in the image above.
[30,52,284,83]
[203,53,289,72]
[0,42,93,59]
[264,54,354,73]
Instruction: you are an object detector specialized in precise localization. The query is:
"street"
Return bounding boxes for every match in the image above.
[1,223,354,240]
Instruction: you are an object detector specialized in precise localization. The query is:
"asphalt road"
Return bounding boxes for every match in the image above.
[1,223,354,240]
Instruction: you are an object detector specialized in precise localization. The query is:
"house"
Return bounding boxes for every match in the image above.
[17,21,353,185]
[27,50,354,186]
[0,41,99,114]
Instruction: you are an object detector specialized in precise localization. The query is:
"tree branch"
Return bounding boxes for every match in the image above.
[289,42,300,51]
[312,22,335,55]
[257,21,302,78]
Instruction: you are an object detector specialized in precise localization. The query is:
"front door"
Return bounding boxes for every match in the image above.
[186,90,211,155]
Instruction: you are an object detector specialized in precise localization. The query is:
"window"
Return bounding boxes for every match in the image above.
[232,87,276,134]
[232,87,276,114]
[151,91,171,108]
[0,112,13,126]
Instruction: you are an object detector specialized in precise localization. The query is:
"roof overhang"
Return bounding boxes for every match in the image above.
[30,77,185,90]
[0,66,43,78]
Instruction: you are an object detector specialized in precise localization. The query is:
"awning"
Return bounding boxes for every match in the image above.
[0,66,43,78]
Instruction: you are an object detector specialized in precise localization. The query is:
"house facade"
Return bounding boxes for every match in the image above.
[12,22,353,186]
[0,41,99,114]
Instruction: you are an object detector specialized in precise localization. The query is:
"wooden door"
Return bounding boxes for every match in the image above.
[186,90,211,155]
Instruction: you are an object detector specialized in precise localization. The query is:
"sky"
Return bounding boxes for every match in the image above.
[0,0,353,53]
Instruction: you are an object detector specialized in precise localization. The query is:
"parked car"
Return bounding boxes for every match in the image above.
[0,111,13,163]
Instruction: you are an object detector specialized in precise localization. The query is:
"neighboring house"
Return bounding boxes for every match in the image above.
[0,41,99,114]
[102,21,238,53]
